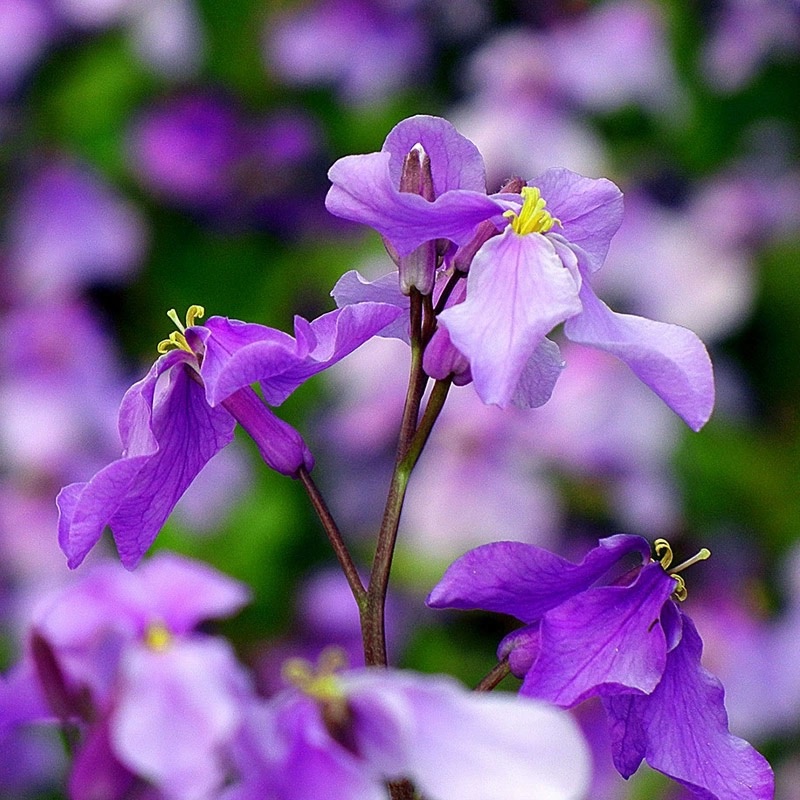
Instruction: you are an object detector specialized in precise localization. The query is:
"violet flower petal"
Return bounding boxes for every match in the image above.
[197,303,404,408]
[326,150,506,257]
[438,230,581,408]
[57,351,236,569]
[604,615,774,800]
[381,114,487,195]
[521,562,676,706]
[511,338,565,409]
[331,270,410,342]
[137,553,250,634]
[345,670,591,800]
[112,638,248,800]
[427,534,651,624]
[564,281,715,431]
[533,168,624,273]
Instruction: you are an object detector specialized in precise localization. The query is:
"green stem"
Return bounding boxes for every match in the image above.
[298,466,367,610]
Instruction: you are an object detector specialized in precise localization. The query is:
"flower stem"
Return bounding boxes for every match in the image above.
[474,658,511,692]
[298,466,367,610]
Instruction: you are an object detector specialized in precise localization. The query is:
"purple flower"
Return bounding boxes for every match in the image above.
[4,553,252,800]
[225,663,591,800]
[427,535,775,800]
[326,114,715,430]
[57,300,402,568]
[5,161,147,301]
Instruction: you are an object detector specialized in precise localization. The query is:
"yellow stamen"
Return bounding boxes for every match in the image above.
[652,539,711,602]
[156,305,205,354]
[144,622,172,652]
[503,186,561,236]
[282,647,348,702]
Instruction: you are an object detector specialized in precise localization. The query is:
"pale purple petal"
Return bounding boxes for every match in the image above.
[345,670,591,800]
[511,338,565,409]
[331,270,410,341]
[427,534,651,623]
[604,615,775,800]
[381,114,487,195]
[533,168,624,272]
[438,230,581,407]
[564,281,715,431]
[520,563,676,706]
[112,638,248,800]
[57,352,236,569]
[326,150,506,256]
[138,553,250,634]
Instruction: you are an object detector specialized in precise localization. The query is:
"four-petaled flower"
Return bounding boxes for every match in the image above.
[57,300,402,568]
[326,114,715,430]
[427,534,774,800]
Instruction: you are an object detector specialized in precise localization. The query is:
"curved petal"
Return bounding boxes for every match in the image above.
[139,553,250,634]
[381,114,487,195]
[438,230,581,408]
[57,353,236,569]
[604,615,774,800]
[564,281,715,431]
[331,270,410,342]
[326,151,506,256]
[345,670,591,800]
[427,534,651,624]
[511,338,565,409]
[533,168,624,272]
[521,563,675,706]
[197,304,404,407]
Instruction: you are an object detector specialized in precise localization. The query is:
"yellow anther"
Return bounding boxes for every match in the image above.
[282,647,348,701]
[503,186,561,236]
[144,622,172,652]
[157,305,206,354]
[652,539,711,602]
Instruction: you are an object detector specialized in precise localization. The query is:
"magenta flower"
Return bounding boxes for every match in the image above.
[427,535,774,800]
[326,114,715,430]
[225,663,590,800]
[57,300,402,568]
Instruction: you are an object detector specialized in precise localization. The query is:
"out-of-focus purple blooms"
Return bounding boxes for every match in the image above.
[4,161,147,301]
[0,0,56,97]
[328,115,714,430]
[54,0,204,78]
[128,94,327,234]
[225,666,591,800]
[0,302,126,483]
[57,301,403,568]
[4,553,252,800]
[257,568,409,696]
[701,0,800,92]
[428,535,775,800]
[264,0,430,105]
[544,0,684,116]
[595,189,754,342]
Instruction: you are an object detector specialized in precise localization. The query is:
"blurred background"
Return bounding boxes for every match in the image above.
[1,0,799,797]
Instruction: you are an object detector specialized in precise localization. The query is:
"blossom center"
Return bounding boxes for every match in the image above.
[281,647,348,703]
[144,621,172,651]
[503,186,561,236]
[157,305,205,354]
[653,538,711,602]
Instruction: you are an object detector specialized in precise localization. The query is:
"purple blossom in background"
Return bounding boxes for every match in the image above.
[264,0,430,104]
[225,666,591,800]
[57,301,402,568]
[327,114,715,430]
[428,535,775,800]
[4,161,147,301]
[4,553,252,800]
[701,0,800,92]
[0,0,56,97]
[129,93,327,233]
